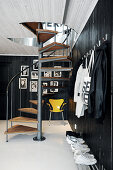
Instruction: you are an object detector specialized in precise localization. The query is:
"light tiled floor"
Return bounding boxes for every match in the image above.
[0,120,89,170]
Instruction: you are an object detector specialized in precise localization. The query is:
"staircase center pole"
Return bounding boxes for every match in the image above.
[6,90,8,142]
[33,42,46,141]
[37,42,42,140]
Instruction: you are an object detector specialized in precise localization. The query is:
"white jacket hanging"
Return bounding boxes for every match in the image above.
[74,50,95,118]
[74,64,88,118]
[82,50,94,105]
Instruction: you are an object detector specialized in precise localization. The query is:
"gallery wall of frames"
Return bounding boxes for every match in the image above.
[19,61,62,94]
[0,55,69,120]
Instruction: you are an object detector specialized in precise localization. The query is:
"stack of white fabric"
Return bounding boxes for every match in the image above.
[66,135,97,165]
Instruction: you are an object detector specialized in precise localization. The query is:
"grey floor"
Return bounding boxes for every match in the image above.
[0,120,90,170]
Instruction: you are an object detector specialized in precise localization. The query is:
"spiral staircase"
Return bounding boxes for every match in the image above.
[5,23,73,142]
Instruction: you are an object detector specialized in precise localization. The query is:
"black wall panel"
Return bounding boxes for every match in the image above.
[68,0,112,169]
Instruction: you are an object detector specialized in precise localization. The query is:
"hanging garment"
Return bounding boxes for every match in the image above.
[68,59,82,97]
[82,50,94,105]
[74,64,88,118]
[88,42,108,119]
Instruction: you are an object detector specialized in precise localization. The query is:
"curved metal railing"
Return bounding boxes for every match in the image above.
[6,60,39,141]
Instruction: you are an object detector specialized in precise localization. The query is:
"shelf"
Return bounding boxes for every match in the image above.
[42,93,55,96]
[39,42,70,53]
[42,77,70,81]
[9,116,38,123]
[4,125,38,134]
[40,56,72,62]
[18,108,38,114]
[36,29,58,43]
[29,100,44,105]
[41,67,73,72]
[42,85,65,89]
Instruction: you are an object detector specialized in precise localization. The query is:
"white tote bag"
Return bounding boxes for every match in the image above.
[82,50,94,105]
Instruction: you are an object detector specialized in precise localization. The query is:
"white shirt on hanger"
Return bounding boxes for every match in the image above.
[74,64,87,118]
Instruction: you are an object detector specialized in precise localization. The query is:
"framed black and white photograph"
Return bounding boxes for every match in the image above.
[30,81,37,92]
[33,60,38,70]
[42,82,48,94]
[19,78,27,89]
[42,89,48,94]
[44,71,52,77]
[50,81,58,92]
[54,66,62,77]
[31,71,38,79]
[43,82,48,87]
[21,65,29,76]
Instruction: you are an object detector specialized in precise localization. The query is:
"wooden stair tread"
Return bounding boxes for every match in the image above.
[29,100,44,105]
[36,29,58,43]
[21,22,43,35]
[39,42,70,53]
[42,77,70,80]
[18,108,38,114]
[42,93,55,96]
[4,125,38,134]
[41,67,73,71]
[42,85,65,88]
[40,56,72,62]
[9,117,38,123]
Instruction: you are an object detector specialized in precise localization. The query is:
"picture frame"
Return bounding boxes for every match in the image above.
[30,81,37,92]
[42,82,48,94]
[44,71,52,77]
[31,71,38,79]
[33,60,38,70]
[54,66,62,77]
[19,78,27,89]
[43,82,48,87]
[21,65,29,76]
[50,81,58,92]
[42,89,48,94]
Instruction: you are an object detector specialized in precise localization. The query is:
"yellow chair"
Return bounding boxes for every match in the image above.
[47,99,67,125]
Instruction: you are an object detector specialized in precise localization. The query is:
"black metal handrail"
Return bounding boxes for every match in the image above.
[45,29,72,58]
[62,29,71,44]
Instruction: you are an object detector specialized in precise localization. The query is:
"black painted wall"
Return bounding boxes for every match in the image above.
[68,0,112,169]
[0,55,69,120]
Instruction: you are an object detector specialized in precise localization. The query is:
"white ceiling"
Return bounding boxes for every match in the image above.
[0,0,98,55]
